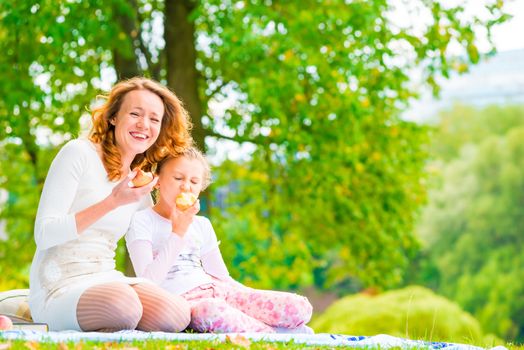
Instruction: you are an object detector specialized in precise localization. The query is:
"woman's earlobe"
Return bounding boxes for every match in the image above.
[109,118,116,126]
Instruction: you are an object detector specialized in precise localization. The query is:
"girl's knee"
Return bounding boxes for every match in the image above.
[278,295,313,328]
[299,296,313,322]
[291,295,313,323]
[191,299,226,319]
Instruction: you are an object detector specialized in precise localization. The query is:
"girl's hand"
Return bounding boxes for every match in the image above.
[109,171,158,208]
[171,199,200,237]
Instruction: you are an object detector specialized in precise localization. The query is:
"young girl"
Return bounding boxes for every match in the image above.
[125,147,313,333]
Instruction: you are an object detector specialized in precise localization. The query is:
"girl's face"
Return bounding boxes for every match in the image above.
[157,156,204,208]
[112,89,164,159]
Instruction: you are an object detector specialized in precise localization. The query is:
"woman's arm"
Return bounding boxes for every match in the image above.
[35,140,157,250]
[34,140,88,249]
[74,173,156,234]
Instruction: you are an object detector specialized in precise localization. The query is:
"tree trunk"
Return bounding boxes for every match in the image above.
[112,1,141,80]
[112,1,141,277]
[164,0,205,152]
[165,0,211,215]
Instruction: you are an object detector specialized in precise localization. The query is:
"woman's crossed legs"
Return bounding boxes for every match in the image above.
[77,282,190,332]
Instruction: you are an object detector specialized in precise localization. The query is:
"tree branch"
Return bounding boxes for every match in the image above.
[205,127,275,146]
[134,1,156,74]
[206,80,230,100]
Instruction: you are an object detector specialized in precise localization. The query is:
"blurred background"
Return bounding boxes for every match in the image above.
[1,0,523,345]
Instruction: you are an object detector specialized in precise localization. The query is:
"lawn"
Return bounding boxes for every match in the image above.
[1,337,337,349]
[1,338,523,350]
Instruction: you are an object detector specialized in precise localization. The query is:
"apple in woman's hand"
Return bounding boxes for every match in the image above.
[0,315,13,330]
[176,192,198,210]
[131,168,154,188]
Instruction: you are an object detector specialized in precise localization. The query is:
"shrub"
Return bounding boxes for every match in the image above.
[311,286,488,344]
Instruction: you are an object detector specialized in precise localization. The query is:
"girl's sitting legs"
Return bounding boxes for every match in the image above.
[189,298,274,333]
[224,284,313,329]
[182,281,313,332]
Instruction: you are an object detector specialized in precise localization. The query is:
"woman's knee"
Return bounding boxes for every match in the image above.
[133,283,191,332]
[110,287,144,326]
[161,294,191,332]
[78,283,143,331]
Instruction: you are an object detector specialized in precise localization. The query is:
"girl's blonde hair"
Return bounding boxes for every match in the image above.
[89,77,192,180]
[157,147,212,190]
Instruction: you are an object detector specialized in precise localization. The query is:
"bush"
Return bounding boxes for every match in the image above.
[311,286,491,344]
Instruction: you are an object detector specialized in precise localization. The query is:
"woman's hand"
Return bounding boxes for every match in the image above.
[171,199,200,237]
[75,172,158,235]
[109,171,159,208]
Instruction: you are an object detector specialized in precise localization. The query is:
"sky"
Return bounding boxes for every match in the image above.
[34,0,524,163]
[208,1,524,162]
[401,1,524,122]
[389,0,524,53]
[481,0,524,52]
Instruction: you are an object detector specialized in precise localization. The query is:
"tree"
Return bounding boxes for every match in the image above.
[415,105,524,340]
[429,104,524,162]
[0,0,110,286]
[0,0,509,290]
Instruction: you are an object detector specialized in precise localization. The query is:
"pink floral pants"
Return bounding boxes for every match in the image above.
[181,280,313,333]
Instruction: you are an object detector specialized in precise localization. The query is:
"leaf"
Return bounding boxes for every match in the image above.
[225,334,252,348]
[165,345,185,350]
[24,342,39,350]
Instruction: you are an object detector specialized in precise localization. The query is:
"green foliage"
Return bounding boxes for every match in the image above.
[429,104,524,162]
[415,105,524,341]
[211,159,315,290]
[0,0,121,286]
[311,286,498,346]
[0,0,510,291]
[0,145,56,288]
[204,1,506,290]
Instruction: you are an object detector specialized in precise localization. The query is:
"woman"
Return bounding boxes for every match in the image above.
[29,77,192,332]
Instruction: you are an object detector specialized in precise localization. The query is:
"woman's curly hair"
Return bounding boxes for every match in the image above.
[89,77,193,181]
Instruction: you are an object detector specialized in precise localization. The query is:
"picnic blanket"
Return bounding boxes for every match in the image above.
[0,330,508,350]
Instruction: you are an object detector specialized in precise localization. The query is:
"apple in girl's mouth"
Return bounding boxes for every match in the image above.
[176,192,198,210]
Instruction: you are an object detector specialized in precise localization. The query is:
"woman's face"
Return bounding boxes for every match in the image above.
[112,89,165,158]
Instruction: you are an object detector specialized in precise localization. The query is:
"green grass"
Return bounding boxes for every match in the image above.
[0,338,338,349]
[1,337,523,349]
